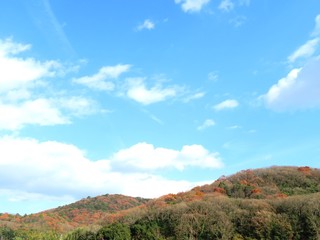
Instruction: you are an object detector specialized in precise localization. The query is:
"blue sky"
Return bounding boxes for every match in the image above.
[0,0,320,214]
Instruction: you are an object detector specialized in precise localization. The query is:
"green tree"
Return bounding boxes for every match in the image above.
[130,219,163,240]
[0,226,15,240]
[63,228,96,240]
[97,223,130,240]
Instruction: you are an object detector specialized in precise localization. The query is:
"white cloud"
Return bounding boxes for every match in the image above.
[197,119,215,130]
[0,136,111,197]
[0,96,99,131]
[117,174,197,199]
[183,92,206,102]
[0,38,31,55]
[288,15,320,63]
[54,96,100,117]
[73,64,131,91]
[0,189,73,204]
[0,38,100,130]
[112,142,223,171]
[219,0,235,12]
[0,136,222,210]
[175,0,210,13]
[0,99,69,130]
[213,99,239,110]
[125,78,178,105]
[262,57,320,111]
[228,125,241,130]
[311,14,320,37]
[0,38,60,93]
[262,68,301,106]
[137,19,155,31]
[5,89,31,102]
[263,14,320,111]
[288,38,319,63]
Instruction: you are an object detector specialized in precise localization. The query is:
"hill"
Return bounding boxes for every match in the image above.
[0,194,149,233]
[1,166,320,239]
[148,166,320,206]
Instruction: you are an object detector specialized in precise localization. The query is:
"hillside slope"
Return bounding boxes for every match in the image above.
[1,166,320,237]
[0,194,149,233]
[149,166,320,206]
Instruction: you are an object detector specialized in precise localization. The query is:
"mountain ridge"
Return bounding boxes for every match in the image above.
[1,165,320,238]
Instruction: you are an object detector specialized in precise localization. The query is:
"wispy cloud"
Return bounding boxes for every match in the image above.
[141,109,164,125]
[213,99,239,111]
[288,38,319,63]
[288,15,320,63]
[73,63,202,105]
[183,92,206,102]
[0,38,31,55]
[230,16,247,27]
[238,0,250,6]
[53,97,100,117]
[137,19,155,31]
[208,71,218,81]
[125,77,178,105]
[219,0,235,12]
[43,0,73,52]
[28,0,75,56]
[0,38,99,130]
[0,38,58,93]
[197,119,215,130]
[73,64,131,91]
[311,14,320,37]
[175,0,211,13]
[228,125,241,130]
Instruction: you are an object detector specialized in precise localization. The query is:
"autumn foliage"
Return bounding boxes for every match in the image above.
[1,166,320,239]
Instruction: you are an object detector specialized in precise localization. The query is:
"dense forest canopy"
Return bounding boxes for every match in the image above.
[1,166,320,239]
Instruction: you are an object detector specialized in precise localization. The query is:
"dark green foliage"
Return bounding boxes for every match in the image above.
[271,193,320,239]
[175,201,234,240]
[0,226,15,240]
[269,214,293,240]
[97,223,130,240]
[131,219,163,240]
[63,228,96,240]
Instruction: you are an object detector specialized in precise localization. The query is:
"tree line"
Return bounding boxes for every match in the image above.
[1,192,320,239]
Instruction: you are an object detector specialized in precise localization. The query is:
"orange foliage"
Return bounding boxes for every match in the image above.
[240,180,248,185]
[213,187,226,194]
[251,188,261,194]
[276,193,288,199]
[0,213,10,220]
[162,194,177,203]
[298,166,311,174]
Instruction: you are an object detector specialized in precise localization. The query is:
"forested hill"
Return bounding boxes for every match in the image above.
[1,166,320,239]
[0,194,150,233]
[148,166,320,206]
[214,166,320,197]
